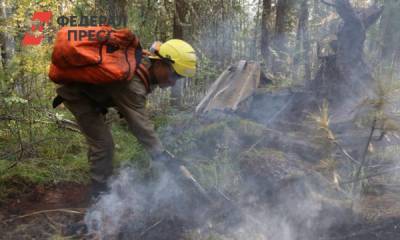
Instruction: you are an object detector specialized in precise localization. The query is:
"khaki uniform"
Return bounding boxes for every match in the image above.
[56,76,164,184]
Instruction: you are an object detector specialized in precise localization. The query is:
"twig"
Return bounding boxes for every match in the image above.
[44,214,60,231]
[0,137,66,175]
[0,137,63,160]
[2,208,85,223]
[0,116,14,121]
[333,140,360,165]
[2,121,25,173]
[0,114,81,133]
[241,127,284,154]
[353,118,377,186]
[267,95,295,124]
[246,135,267,153]
[321,0,337,8]
[139,218,164,237]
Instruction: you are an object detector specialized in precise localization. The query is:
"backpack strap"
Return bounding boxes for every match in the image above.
[52,95,64,108]
[135,63,151,94]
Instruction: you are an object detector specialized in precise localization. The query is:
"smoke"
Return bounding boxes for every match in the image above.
[84,165,186,239]
[221,177,334,240]
[83,159,341,240]
[84,167,145,237]
[79,1,398,239]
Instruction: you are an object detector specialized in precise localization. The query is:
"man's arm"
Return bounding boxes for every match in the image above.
[110,79,164,158]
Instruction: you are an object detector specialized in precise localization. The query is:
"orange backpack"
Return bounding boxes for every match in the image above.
[48,26,150,90]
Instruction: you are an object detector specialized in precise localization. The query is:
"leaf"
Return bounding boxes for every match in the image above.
[4,96,28,105]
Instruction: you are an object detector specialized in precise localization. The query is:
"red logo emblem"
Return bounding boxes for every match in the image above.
[22,11,52,46]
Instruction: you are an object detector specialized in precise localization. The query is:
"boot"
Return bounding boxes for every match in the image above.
[62,181,108,237]
[89,180,109,202]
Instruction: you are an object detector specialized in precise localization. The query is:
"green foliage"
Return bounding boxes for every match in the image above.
[0,120,88,201]
[111,123,149,169]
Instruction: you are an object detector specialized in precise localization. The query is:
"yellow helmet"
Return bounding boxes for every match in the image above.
[149,39,197,78]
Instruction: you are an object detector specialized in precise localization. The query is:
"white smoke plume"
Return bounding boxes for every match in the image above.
[84,162,335,240]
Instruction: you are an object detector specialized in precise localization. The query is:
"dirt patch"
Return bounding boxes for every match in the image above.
[0,180,88,217]
[0,181,89,239]
[0,210,83,240]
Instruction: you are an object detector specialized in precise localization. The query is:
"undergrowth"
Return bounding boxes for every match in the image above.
[0,109,174,202]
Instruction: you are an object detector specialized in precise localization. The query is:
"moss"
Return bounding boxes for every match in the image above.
[196,121,230,139]
[0,155,89,185]
[152,113,173,130]
[230,119,266,142]
[160,114,270,159]
[238,148,302,181]
[169,121,230,158]
[160,117,276,193]
[241,148,286,163]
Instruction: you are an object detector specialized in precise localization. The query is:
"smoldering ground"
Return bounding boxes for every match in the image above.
[83,152,355,240]
[84,162,214,239]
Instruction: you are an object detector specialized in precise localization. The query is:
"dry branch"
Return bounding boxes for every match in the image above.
[353,118,377,185]
[139,219,165,237]
[2,208,85,224]
[0,114,81,133]
[321,0,337,8]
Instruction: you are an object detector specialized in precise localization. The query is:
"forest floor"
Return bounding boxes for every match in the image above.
[1,110,400,240]
[1,176,400,239]
[1,109,400,240]
[1,93,400,240]
[0,181,87,239]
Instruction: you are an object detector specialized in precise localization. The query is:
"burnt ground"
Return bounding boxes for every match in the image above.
[325,218,400,240]
[0,181,88,239]
[1,182,400,240]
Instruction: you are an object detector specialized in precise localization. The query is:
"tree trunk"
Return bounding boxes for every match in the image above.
[250,1,261,60]
[108,0,128,20]
[379,0,400,66]
[297,0,311,81]
[173,0,186,39]
[272,0,295,76]
[260,0,272,66]
[0,0,14,68]
[95,0,128,24]
[171,0,188,108]
[276,1,383,126]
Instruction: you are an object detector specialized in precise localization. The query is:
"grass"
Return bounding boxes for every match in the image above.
[0,108,174,202]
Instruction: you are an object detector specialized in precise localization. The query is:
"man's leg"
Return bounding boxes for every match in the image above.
[57,85,114,198]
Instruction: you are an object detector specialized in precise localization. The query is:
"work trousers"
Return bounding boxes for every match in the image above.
[56,77,164,185]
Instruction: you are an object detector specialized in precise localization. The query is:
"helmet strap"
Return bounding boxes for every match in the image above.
[153,50,175,64]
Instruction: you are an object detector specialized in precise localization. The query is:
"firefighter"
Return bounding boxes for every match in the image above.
[55,39,197,198]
